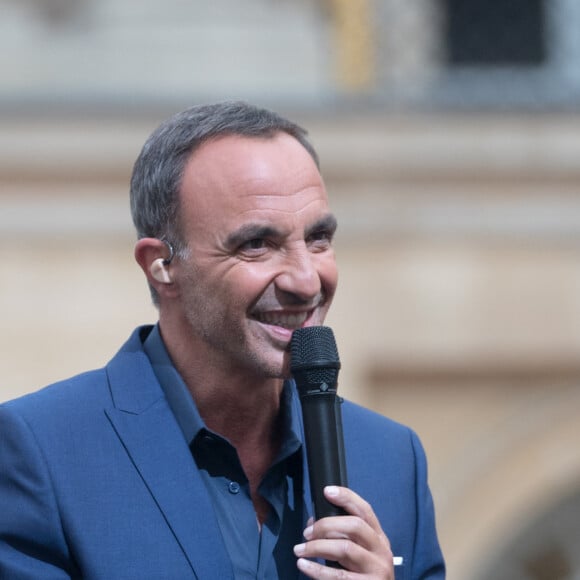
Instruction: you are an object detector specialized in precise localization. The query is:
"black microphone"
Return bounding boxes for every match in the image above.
[290,326,348,524]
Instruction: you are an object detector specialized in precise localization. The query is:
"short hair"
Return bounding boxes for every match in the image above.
[130,100,320,256]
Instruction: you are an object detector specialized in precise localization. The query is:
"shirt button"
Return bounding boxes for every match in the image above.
[228,481,241,494]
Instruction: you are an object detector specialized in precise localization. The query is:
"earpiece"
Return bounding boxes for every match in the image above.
[150,258,172,284]
[161,239,175,265]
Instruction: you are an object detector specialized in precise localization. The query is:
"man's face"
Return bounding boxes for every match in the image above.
[173,132,338,379]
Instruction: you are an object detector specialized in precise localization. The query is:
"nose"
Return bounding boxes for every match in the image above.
[275,245,322,304]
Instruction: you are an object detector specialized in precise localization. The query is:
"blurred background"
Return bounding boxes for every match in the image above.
[1,0,579,578]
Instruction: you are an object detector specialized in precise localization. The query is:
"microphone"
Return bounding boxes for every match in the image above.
[290,326,348,523]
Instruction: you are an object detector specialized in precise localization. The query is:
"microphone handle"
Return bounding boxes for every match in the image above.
[300,391,348,519]
[300,391,348,568]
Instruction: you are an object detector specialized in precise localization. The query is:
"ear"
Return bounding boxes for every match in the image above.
[134,238,177,297]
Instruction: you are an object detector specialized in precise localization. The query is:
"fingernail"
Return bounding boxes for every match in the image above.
[303,525,313,539]
[296,557,313,572]
[294,543,306,556]
[325,485,339,497]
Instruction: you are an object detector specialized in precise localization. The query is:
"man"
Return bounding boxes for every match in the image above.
[0,102,445,579]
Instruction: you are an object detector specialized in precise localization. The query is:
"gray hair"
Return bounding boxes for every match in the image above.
[130,100,320,256]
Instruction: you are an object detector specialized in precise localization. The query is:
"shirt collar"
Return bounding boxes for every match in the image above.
[143,324,304,455]
[143,324,204,444]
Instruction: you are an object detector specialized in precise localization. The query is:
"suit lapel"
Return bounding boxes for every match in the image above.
[104,335,233,579]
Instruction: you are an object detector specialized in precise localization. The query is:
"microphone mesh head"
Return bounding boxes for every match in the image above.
[290,326,341,390]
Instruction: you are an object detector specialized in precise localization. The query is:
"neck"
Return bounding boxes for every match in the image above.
[158,317,285,448]
[182,355,285,527]
[193,378,284,448]
[157,317,288,525]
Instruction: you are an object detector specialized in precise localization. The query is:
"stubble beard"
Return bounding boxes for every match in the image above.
[182,291,288,381]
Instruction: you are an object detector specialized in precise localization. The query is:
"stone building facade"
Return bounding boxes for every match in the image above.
[2,2,580,578]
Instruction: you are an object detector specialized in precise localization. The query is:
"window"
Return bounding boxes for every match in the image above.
[445,0,546,66]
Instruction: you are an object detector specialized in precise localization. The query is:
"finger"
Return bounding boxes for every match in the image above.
[324,486,383,533]
[295,538,391,576]
[295,538,362,572]
[306,515,387,553]
[295,556,345,579]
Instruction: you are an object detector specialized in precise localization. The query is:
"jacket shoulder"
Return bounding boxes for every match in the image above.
[341,399,415,447]
[2,367,110,420]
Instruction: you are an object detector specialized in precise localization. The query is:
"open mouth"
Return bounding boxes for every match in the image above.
[253,310,311,330]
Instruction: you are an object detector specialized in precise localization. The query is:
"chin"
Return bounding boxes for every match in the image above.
[255,351,290,380]
[262,360,289,380]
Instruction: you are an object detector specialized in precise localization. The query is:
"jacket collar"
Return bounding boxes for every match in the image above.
[104,326,234,579]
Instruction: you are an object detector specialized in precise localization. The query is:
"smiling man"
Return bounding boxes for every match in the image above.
[0,102,445,579]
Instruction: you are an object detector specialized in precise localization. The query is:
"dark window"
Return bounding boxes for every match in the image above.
[445,0,546,66]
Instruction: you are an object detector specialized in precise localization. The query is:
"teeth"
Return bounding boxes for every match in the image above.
[255,311,309,329]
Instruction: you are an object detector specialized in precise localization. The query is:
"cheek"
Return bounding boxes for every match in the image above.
[226,262,276,289]
[319,254,339,293]
[215,266,273,312]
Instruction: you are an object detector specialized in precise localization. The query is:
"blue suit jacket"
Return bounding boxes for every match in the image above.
[0,327,445,579]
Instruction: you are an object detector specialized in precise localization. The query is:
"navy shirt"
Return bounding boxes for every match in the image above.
[144,325,308,579]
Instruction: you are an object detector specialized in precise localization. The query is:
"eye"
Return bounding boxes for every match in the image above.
[237,238,269,257]
[307,229,334,251]
[241,238,266,250]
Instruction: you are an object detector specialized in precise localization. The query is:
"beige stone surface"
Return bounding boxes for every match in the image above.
[1,114,579,579]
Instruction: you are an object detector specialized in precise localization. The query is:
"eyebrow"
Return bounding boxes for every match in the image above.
[225,213,338,249]
[225,223,281,249]
[305,213,338,239]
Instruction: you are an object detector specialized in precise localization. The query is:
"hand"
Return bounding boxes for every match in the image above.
[293,486,394,579]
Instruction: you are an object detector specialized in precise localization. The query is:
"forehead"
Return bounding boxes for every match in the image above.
[179,133,330,226]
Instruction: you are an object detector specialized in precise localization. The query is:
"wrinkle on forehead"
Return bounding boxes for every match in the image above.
[179,133,330,232]
[236,188,330,214]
